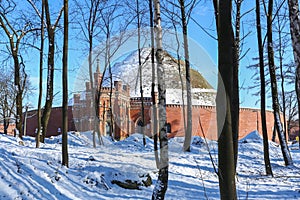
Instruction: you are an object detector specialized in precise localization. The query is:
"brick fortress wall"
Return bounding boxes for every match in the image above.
[21,103,285,142]
[129,102,284,142]
[24,106,75,137]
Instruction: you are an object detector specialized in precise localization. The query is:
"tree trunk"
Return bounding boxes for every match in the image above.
[41,0,63,142]
[173,24,187,148]
[89,39,97,147]
[106,31,114,140]
[287,0,300,148]
[3,118,8,135]
[41,0,55,142]
[41,28,54,142]
[36,0,45,148]
[216,0,237,199]
[276,13,287,141]
[152,0,169,199]
[137,0,146,146]
[255,0,273,176]
[13,53,23,139]
[267,0,293,166]
[232,0,241,169]
[149,0,159,168]
[62,0,69,167]
[179,0,192,152]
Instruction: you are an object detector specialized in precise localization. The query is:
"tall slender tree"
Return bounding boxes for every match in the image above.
[232,0,243,169]
[256,0,273,176]
[36,0,45,148]
[74,0,103,147]
[41,1,64,142]
[266,0,293,166]
[62,0,69,167]
[287,0,300,147]
[179,0,192,152]
[149,0,159,168]
[152,0,169,199]
[214,0,237,198]
[137,0,146,146]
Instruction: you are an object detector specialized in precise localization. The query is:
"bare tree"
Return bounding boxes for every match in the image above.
[62,0,69,167]
[136,0,146,146]
[178,0,193,152]
[149,0,160,168]
[266,0,293,166]
[287,0,300,147]
[74,0,104,147]
[152,0,169,199]
[0,1,38,138]
[0,69,16,135]
[214,0,237,198]
[41,1,64,142]
[161,0,197,152]
[231,0,243,169]
[256,0,273,176]
[97,0,135,140]
[285,91,298,137]
[35,0,45,148]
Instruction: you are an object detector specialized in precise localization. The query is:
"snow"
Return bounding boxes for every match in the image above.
[0,131,300,199]
[240,130,262,143]
[105,48,216,106]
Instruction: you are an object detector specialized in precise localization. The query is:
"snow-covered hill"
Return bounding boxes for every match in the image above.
[105,48,216,106]
[0,132,300,199]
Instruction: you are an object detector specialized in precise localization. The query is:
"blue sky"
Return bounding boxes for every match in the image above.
[19,0,294,110]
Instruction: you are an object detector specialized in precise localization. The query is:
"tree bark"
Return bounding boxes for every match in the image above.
[216,0,237,199]
[149,0,159,168]
[255,0,273,176]
[41,0,63,142]
[62,0,69,167]
[152,0,169,199]
[13,52,23,139]
[179,0,192,152]
[287,0,300,148]
[232,0,241,169]
[267,0,293,166]
[36,0,45,148]
[137,0,146,146]
[276,11,288,141]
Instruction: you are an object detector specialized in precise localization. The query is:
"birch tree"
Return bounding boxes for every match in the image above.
[152,0,169,198]
[149,0,160,168]
[179,0,193,152]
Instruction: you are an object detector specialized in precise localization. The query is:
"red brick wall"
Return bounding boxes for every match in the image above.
[25,106,76,137]
[166,106,285,142]
[21,104,285,142]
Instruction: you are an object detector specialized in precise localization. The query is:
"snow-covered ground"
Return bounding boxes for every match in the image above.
[0,131,300,199]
